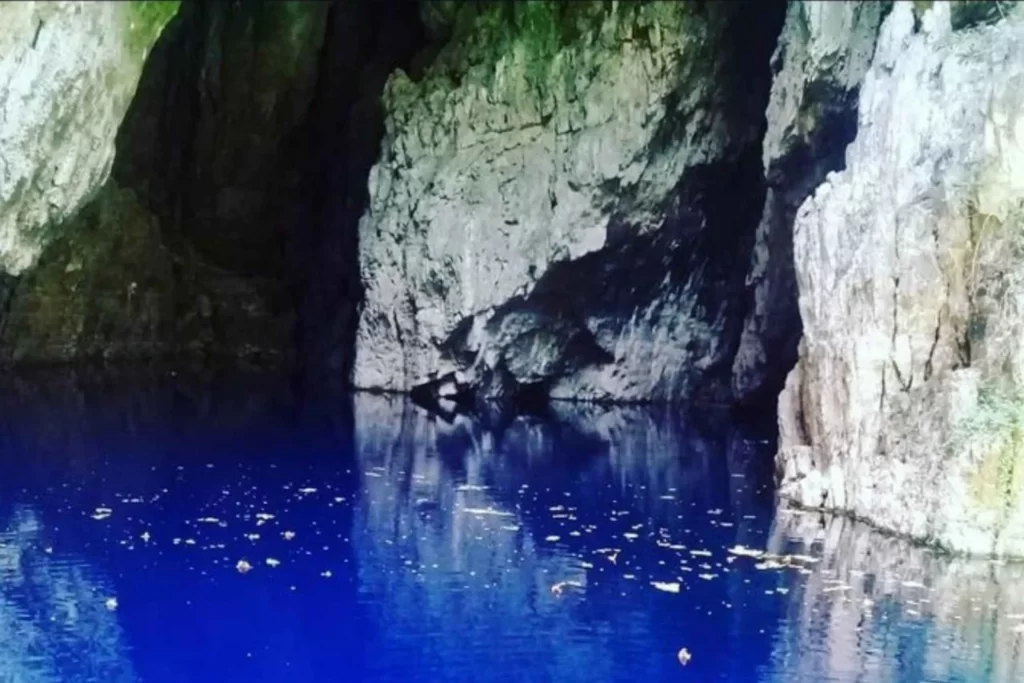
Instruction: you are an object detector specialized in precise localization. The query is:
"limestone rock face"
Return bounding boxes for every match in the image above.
[777,2,1024,557]
[732,0,886,404]
[0,1,177,276]
[354,2,784,399]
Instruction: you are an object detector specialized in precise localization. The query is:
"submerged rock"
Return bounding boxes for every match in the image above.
[0,1,177,276]
[355,1,785,400]
[777,2,1024,557]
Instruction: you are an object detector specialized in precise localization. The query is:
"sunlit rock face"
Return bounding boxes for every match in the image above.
[766,511,1024,683]
[731,0,886,405]
[355,1,786,401]
[777,2,1024,557]
[0,1,176,276]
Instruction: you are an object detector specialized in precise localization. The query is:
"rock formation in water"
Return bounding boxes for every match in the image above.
[355,1,785,402]
[777,1,1024,557]
[0,1,176,290]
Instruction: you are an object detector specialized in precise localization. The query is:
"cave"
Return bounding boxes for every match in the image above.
[0,0,869,420]
[4,1,1024,677]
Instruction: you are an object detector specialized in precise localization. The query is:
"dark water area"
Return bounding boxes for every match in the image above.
[0,366,1021,683]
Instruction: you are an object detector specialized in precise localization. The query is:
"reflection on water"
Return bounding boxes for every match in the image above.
[0,507,138,683]
[0,366,1019,682]
[767,511,1024,683]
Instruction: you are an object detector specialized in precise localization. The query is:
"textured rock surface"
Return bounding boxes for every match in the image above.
[355,1,785,399]
[0,183,291,364]
[0,1,340,365]
[777,2,1024,556]
[0,0,432,370]
[0,1,177,276]
[732,0,886,404]
[115,0,329,277]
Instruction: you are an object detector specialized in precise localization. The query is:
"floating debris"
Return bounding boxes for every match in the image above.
[91,507,113,521]
[245,533,261,541]
[651,581,681,594]
[282,531,296,541]
[728,545,765,559]
[823,584,851,593]
[544,535,561,542]
[677,647,692,666]
[321,570,333,578]
[462,507,515,518]
[140,531,151,543]
[298,487,318,495]
[236,560,253,574]
[623,533,639,540]
[266,558,281,568]
[104,597,118,611]
[550,580,584,597]
[197,517,221,524]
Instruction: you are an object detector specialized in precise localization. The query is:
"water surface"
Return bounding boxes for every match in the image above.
[0,367,1020,682]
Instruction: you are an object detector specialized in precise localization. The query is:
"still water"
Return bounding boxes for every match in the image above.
[0,367,1020,683]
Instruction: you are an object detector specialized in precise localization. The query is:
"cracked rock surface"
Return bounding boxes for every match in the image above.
[731,0,886,405]
[354,1,784,399]
[777,2,1024,557]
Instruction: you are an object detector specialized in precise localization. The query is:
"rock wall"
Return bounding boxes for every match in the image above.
[777,1,1024,557]
[354,1,786,401]
[0,1,177,276]
[0,0,431,368]
[731,0,886,405]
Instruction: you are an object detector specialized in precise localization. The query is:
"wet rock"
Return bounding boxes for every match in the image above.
[0,1,177,275]
[776,2,1024,557]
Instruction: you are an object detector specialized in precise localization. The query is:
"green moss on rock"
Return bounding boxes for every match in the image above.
[123,1,180,57]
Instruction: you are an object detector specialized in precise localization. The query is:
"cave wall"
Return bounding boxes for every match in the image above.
[730,1,887,406]
[354,0,787,402]
[777,1,1024,557]
[0,0,428,367]
[0,1,327,364]
[0,1,176,276]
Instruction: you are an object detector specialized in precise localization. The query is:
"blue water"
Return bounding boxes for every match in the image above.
[0,367,1021,683]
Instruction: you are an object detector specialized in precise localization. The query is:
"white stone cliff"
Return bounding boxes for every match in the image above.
[0,1,175,275]
[777,1,1024,557]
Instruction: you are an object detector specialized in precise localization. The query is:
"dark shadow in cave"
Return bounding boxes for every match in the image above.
[109,0,433,377]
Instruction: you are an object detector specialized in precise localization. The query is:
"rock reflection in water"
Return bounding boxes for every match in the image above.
[766,511,1024,683]
[351,394,779,681]
[0,506,137,683]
